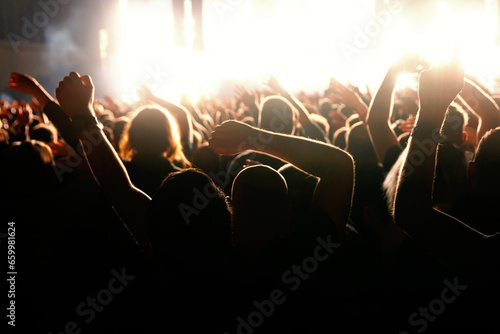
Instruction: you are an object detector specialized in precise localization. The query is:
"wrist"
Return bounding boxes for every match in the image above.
[34,93,53,109]
[410,121,445,143]
[248,128,273,151]
[386,67,402,80]
[71,114,102,134]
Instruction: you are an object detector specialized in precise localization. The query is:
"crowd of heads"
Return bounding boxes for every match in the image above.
[2,56,500,333]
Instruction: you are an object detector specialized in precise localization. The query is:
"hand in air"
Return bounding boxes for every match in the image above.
[418,59,464,119]
[137,82,154,101]
[209,120,259,155]
[16,104,33,128]
[8,73,40,96]
[8,72,53,108]
[331,81,366,111]
[55,72,95,118]
[234,84,256,108]
[390,53,431,75]
[263,74,284,94]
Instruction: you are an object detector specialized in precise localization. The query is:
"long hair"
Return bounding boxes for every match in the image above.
[119,106,191,168]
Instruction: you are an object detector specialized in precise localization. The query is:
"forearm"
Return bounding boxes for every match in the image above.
[31,85,54,109]
[43,102,81,151]
[281,90,310,126]
[285,94,330,143]
[151,95,186,117]
[366,69,398,126]
[151,95,194,145]
[394,124,439,214]
[77,122,143,194]
[353,100,369,122]
[249,129,354,230]
[394,109,484,274]
[366,69,399,162]
[77,123,151,251]
[252,130,351,176]
[460,81,500,140]
[302,119,329,143]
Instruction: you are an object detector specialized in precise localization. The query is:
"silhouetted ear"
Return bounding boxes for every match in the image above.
[462,131,467,144]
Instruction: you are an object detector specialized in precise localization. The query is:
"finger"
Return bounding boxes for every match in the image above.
[10,73,22,81]
[62,75,73,86]
[333,81,347,91]
[55,86,63,98]
[69,72,81,81]
[57,80,67,90]
[81,75,94,89]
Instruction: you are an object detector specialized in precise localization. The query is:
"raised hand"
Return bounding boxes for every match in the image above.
[48,140,74,158]
[8,72,54,108]
[8,73,40,95]
[263,74,285,94]
[398,115,416,132]
[417,60,464,120]
[331,81,367,119]
[390,53,431,75]
[137,82,154,101]
[55,72,95,118]
[16,104,33,128]
[234,84,256,108]
[208,120,258,155]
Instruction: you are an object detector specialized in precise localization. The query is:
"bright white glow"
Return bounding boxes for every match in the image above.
[368,1,500,92]
[108,0,500,100]
[184,0,194,50]
[98,29,108,61]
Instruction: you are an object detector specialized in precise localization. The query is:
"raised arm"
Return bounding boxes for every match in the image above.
[209,120,354,239]
[459,78,500,142]
[331,81,368,122]
[366,54,428,163]
[234,84,259,119]
[455,95,479,146]
[139,85,194,152]
[394,62,485,275]
[56,72,152,254]
[264,74,328,142]
[8,72,80,150]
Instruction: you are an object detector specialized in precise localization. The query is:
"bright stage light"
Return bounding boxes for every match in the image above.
[108,0,500,101]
